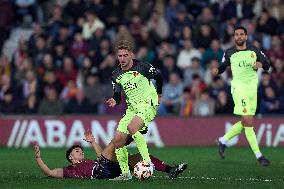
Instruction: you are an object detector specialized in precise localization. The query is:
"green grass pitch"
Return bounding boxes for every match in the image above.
[0,147,283,189]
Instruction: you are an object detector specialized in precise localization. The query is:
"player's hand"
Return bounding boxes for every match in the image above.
[106,98,116,107]
[254,61,263,69]
[34,144,41,159]
[84,129,95,143]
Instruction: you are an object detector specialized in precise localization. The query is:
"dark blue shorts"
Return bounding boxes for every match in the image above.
[91,155,121,179]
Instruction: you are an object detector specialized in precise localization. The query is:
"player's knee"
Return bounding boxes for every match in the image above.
[242,117,253,126]
[128,126,138,135]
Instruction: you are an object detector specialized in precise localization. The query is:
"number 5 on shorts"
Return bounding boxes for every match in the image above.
[241,99,246,107]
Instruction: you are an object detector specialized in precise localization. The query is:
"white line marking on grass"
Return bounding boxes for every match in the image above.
[152,176,284,183]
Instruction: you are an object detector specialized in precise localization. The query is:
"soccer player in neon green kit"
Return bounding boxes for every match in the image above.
[213,26,270,166]
[106,40,168,180]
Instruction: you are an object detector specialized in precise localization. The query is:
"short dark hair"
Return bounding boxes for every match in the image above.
[234,26,247,35]
[114,40,134,52]
[66,144,84,163]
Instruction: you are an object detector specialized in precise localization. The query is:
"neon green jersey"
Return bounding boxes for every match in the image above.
[218,45,270,91]
[111,60,163,107]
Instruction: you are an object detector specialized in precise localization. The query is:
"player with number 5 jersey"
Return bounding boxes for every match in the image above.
[213,26,271,166]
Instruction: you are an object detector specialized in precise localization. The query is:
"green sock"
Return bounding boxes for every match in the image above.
[244,127,261,156]
[223,121,244,141]
[115,147,129,174]
[132,131,151,162]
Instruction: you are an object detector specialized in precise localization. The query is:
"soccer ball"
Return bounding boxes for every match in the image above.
[133,161,154,180]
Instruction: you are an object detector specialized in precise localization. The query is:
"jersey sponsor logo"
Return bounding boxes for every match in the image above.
[238,60,252,67]
[123,81,137,91]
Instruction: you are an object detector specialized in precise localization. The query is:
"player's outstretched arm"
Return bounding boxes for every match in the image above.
[84,129,103,157]
[34,145,63,178]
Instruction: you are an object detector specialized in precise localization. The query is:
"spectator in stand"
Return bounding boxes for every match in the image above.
[176,39,201,70]
[76,56,97,89]
[69,32,89,66]
[0,88,18,114]
[37,53,55,77]
[265,35,284,64]
[271,59,284,95]
[189,74,207,101]
[193,90,215,116]
[42,71,62,94]
[0,55,11,83]
[170,7,192,41]
[47,5,64,40]
[88,28,108,55]
[258,72,277,100]
[136,26,157,50]
[259,86,282,114]
[124,0,150,21]
[83,74,105,114]
[158,72,184,115]
[195,7,218,36]
[183,57,204,86]
[22,93,38,114]
[14,0,38,24]
[146,10,169,40]
[12,39,29,72]
[136,46,155,65]
[195,24,218,52]
[161,55,183,83]
[86,0,106,21]
[64,89,92,114]
[28,23,45,50]
[176,26,193,48]
[0,0,14,53]
[201,39,223,69]
[208,76,230,99]
[17,69,40,100]
[153,40,176,70]
[114,24,135,47]
[82,10,105,40]
[64,0,86,23]
[60,80,78,104]
[38,87,63,115]
[266,0,284,21]
[165,0,186,28]
[129,15,143,41]
[57,56,78,87]
[215,90,233,115]
[256,9,278,49]
[179,87,193,117]
[29,35,48,67]
[98,54,116,84]
[0,74,13,101]
[52,42,66,69]
[221,0,254,21]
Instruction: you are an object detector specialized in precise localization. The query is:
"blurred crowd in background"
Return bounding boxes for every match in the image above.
[0,0,284,116]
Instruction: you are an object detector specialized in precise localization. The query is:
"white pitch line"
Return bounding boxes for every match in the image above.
[152,176,284,183]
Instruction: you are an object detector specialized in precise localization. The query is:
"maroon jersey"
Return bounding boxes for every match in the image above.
[63,159,98,179]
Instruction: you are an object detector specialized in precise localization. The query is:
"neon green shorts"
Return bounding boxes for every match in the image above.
[117,101,158,135]
[231,89,257,116]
